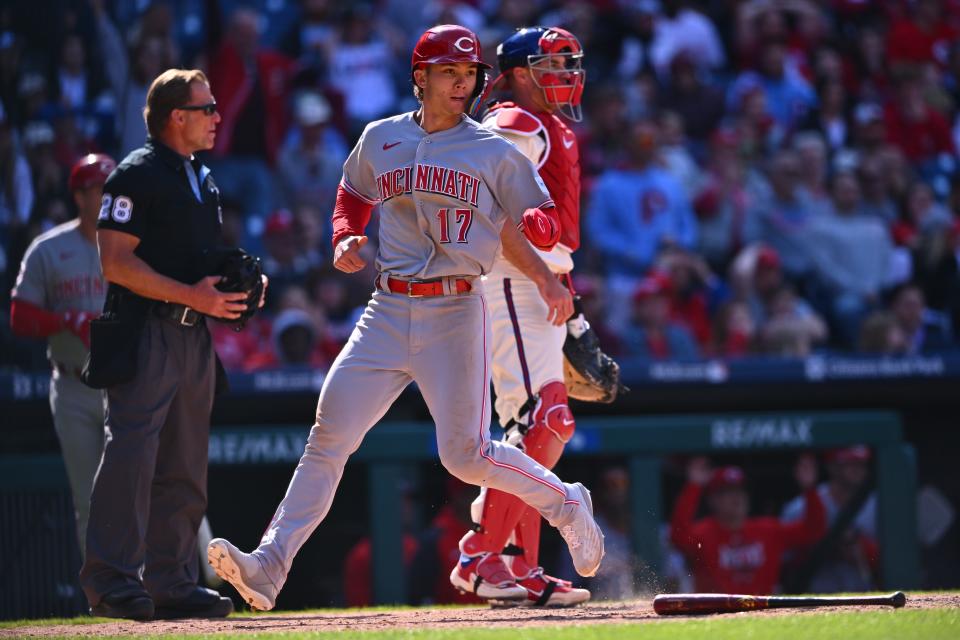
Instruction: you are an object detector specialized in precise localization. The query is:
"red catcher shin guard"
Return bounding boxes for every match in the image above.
[460,382,574,558]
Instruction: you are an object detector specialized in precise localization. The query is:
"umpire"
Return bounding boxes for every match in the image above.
[79,69,250,620]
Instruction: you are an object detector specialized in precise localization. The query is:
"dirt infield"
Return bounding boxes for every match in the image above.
[5,593,957,637]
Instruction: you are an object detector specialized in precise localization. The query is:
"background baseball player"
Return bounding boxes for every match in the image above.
[452,26,591,607]
[207,24,603,611]
[10,154,115,557]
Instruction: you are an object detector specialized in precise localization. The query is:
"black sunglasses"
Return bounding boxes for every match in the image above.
[178,102,218,116]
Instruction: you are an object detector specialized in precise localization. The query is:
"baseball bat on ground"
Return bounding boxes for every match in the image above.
[653,591,907,615]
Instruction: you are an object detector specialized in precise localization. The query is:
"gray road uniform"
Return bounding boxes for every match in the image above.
[12,219,107,554]
[250,112,586,592]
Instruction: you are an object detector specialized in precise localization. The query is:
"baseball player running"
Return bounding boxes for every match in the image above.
[208,24,603,611]
[450,27,591,607]
[10,154,116,556]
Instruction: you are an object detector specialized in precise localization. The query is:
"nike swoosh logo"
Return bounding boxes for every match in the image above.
[383,141,401,150]
[562,136,575,149]
[562,418,575,426]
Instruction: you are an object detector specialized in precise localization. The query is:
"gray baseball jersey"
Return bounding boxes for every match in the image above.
[248,112,585,594]
[341,112,554,278]
[12,219,107,369]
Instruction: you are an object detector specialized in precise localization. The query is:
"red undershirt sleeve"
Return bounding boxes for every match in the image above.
[331,184,375,249]
[10,298,64,338]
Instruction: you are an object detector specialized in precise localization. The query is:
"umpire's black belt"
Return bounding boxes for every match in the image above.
[153,302,203,327]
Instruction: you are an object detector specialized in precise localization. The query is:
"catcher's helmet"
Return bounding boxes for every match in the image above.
[411,24,490,108]
[497,26,585,121]
[68,153,116,191]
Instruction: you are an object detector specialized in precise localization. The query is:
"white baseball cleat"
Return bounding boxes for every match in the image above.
[207,538,278,611]
[557,482,605,577]
[449,552,528,600]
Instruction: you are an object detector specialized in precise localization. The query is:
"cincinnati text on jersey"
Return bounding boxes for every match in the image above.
[376,164,481,207]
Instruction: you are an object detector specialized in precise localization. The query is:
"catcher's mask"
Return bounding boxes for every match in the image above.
[494,26,586,122]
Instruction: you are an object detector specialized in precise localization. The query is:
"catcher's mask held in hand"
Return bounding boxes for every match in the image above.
[204,248,264,331]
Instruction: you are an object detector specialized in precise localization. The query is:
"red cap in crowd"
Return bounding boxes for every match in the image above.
[633,272,672,302]
[756,246,781,271]
[68,153,116,191]
[707,466,746,493]
[824,445,871,465]
[265,209,295,235]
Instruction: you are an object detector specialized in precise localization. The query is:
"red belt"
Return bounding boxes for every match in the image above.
[380,276,472,297]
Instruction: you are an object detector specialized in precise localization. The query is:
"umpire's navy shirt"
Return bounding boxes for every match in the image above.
[97,139,222,292]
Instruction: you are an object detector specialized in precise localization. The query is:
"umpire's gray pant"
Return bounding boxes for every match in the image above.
[80,315,215,606]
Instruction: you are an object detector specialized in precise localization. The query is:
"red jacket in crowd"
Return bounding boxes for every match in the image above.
[670,483,827,594]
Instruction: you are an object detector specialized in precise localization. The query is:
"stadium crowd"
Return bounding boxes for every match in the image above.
[2,0,960,373]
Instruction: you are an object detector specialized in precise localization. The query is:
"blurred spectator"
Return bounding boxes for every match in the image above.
[307,267,365,345]
[277,92,345,212]
[793,132,831,212]
[0,107,34,229]
[911,222,960,329]
[782,448,879,593]
[759,283,828,357]
[655,248,727,349]
[727,40,817,135]
[857,311,909,355]
[580,83,630,177]
[657,109,701,194]
[587,120,697,333]
[669,456,825,595]
[888,282,953,354]
[850,26,890,104]
[94,1,178,157]
[857,155,898,224]
[260,208,323,305]
[50,32,104,113]
[207,8,296,215]
[620,272,700,360]
[614,1,660,80]
[409,477,483,606]
[326,4,399,135]
[756,150,823,284]
[278,0,338,85]
[710,300,756,358]
[343,481,420,607]
[892,181,953,250]
[883,70,956,169]
[648,0,726,81]
[692,129,766,272]
[242,307,336,372]
[807,172,893,346]
[798,78,853,155]
[657,50,726,144]
[734,0,826,70]
[886,0,957,72]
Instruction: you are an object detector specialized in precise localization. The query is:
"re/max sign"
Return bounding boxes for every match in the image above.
[710,418,813,448]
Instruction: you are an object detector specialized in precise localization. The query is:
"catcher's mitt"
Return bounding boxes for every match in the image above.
[563,299,627,403]
[204,247,264,331]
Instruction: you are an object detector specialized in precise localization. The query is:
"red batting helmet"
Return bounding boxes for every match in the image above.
[68,153,116,191]
[411,24,492,71]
